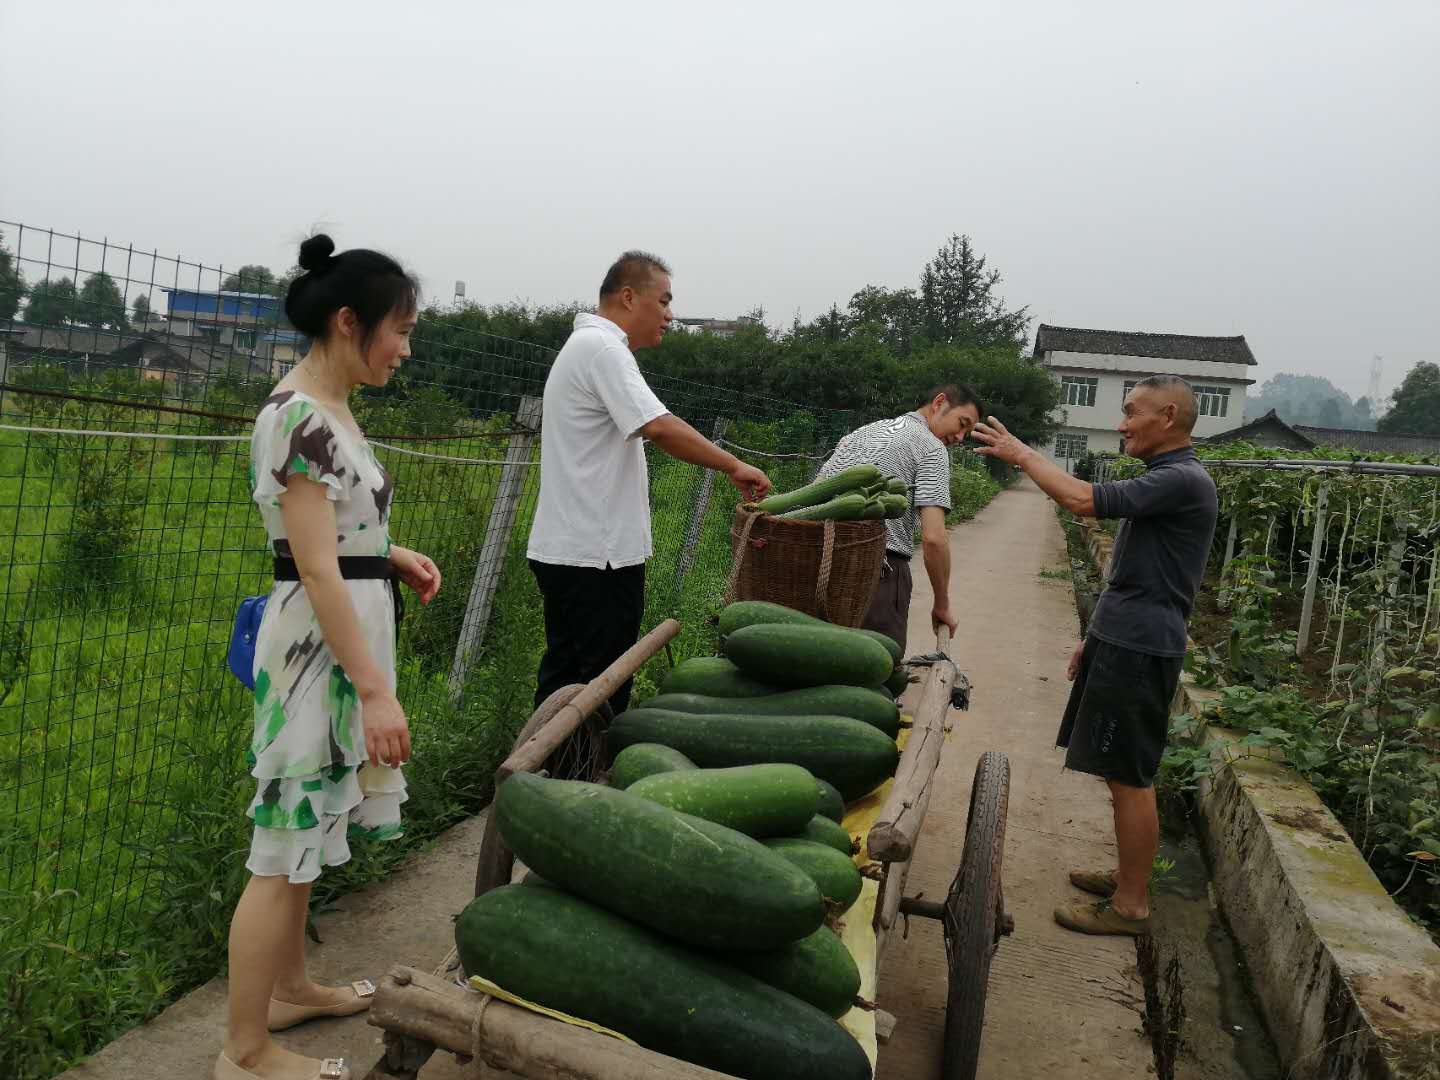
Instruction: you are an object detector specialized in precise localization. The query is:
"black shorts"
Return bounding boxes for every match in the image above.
[1057,637,1182,788]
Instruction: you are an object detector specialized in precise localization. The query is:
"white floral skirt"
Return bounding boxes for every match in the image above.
[244,581,407,883]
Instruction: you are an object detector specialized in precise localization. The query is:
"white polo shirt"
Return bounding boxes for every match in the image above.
[527,313,670,568]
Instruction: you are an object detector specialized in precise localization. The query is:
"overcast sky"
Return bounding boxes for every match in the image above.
[1,1,1435,403]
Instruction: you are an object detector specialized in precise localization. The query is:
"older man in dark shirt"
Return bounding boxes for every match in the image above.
[973,375,1218,936]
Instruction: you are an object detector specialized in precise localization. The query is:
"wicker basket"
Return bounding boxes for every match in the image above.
[724,508,887,627]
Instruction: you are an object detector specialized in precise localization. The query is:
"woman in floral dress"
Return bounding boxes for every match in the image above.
[218,236,441,1080]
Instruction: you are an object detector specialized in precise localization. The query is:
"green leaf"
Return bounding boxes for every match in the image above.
[1384,666,1418,680]
[1418,706,1440,730]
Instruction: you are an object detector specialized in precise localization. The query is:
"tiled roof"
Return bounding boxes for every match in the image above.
[1035,325,1257,366]
[1203,410,1440,458]
[1200,409,1307,445]
[1293,425,1440,455]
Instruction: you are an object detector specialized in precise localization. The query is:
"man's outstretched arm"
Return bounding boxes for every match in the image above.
[972,416,1094,517]
[639,413,771,500]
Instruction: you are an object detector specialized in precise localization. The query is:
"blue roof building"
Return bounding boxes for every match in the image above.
[162,288,283,326]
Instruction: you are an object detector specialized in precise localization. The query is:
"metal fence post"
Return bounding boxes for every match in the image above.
[672,417,729,600]
[1295,482,1329,656]
[448,395,543,699]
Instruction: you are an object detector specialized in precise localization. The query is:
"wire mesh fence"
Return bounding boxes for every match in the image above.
[0,221,857,968]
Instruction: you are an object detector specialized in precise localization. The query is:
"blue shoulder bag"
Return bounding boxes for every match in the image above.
[228,594,268,691]
[228,553,398,691]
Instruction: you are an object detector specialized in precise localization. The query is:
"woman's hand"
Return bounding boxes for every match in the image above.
[362,689,411,767]
[389,544,441,604]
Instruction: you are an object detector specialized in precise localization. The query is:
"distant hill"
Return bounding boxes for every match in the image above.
[1246,373,1377,430]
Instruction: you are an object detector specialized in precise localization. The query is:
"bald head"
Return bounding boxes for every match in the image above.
[1131,375,1198,433]
[1118,375,1199,461]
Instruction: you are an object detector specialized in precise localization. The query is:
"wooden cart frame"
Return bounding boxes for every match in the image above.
[363,619,1012,1080]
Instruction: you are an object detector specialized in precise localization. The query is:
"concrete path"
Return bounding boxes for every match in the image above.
[62,478,1151,1080]
[875,477,1152,1079]
[59,817,490,1080]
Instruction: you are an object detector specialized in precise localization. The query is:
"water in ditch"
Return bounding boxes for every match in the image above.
[1145,802,1283,1080]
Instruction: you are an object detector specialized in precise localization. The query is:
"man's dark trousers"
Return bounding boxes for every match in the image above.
[862,553,913,656]
[530,560,646,715]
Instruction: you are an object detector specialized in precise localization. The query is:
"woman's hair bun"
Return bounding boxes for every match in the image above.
[297,234,336,273]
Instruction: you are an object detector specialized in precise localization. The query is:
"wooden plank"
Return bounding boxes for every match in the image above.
[367,966,740,1080]
[874,857,907,961]
[448,395,543,699]
[866,628,954,864]
[497,619,681,781]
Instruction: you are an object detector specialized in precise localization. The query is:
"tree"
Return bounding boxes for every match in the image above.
[843,285,923,356]
[132,294,153,326]
[918,234,1030,349]
[1377,362,1440,436]
[274,264,303,299]
[1247,372,1376,430]
[77,271,128,330]
[0,233,24,321]
[24,277,79,326]
[902,343,1064,448]
[221,264,279,295]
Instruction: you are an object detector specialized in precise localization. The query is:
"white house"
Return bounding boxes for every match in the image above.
[1034,325,1256,468]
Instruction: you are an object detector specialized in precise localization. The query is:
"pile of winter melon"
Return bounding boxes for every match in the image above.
[453,601,912,1080]
[755,463,909,521]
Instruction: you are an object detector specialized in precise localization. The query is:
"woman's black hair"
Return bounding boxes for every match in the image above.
[284,234,419,349]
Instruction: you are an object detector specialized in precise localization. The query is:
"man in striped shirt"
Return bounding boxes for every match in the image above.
[816,385,981,653]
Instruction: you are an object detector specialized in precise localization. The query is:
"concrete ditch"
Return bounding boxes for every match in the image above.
[1176,683,1440,1080]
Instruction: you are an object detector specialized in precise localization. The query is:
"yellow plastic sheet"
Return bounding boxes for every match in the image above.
[828,723,911,1071]
[835,877,882,1070]
[842,726,911,864]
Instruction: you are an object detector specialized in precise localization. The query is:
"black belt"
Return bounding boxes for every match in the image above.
[885,550,912,563]
[272,547,404,632]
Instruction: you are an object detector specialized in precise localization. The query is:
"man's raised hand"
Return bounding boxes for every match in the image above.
[972,415,1029,465]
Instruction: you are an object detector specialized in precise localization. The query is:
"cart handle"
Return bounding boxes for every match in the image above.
[866,625,955,864]
[497,618,682,782]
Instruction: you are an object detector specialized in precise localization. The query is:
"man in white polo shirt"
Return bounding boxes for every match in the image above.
[527,251,771,715]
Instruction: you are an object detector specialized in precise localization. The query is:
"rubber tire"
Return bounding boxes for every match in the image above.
[940,751,1011,1080]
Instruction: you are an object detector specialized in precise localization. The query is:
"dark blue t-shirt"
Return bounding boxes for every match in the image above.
[1088,447,1218,658]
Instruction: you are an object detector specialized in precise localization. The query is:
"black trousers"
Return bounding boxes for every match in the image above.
[861,553,913,656]
[530,560,646,716]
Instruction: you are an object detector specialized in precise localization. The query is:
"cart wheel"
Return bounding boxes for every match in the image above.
[473,683,603,898]
[939,750,1011,1080]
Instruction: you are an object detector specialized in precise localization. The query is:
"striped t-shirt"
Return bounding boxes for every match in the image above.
[817,412,950,557]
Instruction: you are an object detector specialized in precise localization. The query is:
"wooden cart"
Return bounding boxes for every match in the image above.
[363,619,1012,1080]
